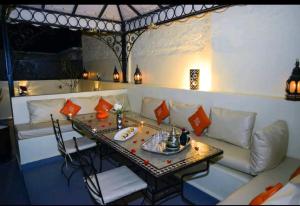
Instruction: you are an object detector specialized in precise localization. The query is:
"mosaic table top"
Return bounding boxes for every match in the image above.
[71,111,223,177]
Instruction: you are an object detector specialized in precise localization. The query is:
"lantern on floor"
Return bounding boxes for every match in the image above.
[82,68,88,79]
[113,66,120,82]
[190,69,200,90]
[286,59,300,101]
[134,65,142,84]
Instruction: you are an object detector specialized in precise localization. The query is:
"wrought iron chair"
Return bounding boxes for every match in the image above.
[50,114,97,186]
[73,136,148,205]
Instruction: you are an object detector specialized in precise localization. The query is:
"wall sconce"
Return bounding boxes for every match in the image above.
[18,81,29,96]
[82,68,88,79]
[113,66,120,82]
[286,59,300,101]
[134,65,142,84]
[190,69,200,90]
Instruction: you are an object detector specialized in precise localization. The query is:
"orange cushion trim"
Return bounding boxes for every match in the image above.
[60,99,81,116]
[154,100,170,125]
[188,106,211,136]
[249,183,283,205]
[289,166,300,181]
[95,98,113,112]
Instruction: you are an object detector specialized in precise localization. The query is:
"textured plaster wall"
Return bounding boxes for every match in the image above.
[82,35,121,82]
[129,5,300,97]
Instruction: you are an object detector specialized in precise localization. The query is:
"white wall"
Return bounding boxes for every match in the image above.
[82,35,121,81]
[128,5,300,97]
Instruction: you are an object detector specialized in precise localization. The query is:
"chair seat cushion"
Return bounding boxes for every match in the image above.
[16,120,73,140]
[87,166,147,204]
[196,134,252,174]
[64,137,97,154]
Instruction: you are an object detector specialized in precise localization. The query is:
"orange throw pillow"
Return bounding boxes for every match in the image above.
[60,99,81,116]
[249,183,283,205]
[188,106,211,136]
[289,166,300,180]
[95,98,113,112]
[154,101,169,125]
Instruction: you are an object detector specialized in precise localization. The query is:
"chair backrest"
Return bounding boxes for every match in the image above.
[73,137,104,205]
[50,114,67,155]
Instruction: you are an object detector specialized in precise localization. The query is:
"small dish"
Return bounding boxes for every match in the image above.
[113,127,138,141]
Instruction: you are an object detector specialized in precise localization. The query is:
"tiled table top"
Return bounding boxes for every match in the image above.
[72,111,223,177]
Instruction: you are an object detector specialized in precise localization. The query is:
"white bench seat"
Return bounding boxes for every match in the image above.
[218,157,300,205]
[198,135,252,175]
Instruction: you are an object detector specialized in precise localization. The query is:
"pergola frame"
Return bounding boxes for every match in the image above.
[1,4,231,97]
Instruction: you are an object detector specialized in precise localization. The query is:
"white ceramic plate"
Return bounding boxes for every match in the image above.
[113,127,138,141]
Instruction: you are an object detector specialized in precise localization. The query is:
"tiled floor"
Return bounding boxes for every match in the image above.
[0,152,219,205]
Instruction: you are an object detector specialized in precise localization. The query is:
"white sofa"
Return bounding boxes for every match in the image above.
[11,85,300,204]
[127,85,300,203]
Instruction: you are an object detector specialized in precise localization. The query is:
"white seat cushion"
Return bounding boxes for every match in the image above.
[64,137,97,154]
[16,120,73,140]
[219,157,300,205]
[197,135,252,174]
[70,96,100,114]
[87,166,147,204]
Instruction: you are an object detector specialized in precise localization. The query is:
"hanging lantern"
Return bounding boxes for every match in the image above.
[82,68,88,79]
[190,69,200,90]
[286,59,300,101]
[134,65,142,84]
[113,66,120,82]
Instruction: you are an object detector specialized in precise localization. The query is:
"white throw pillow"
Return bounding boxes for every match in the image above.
[207,107,257,149]
[27,98,66,124]
[169,100,200,131]
[250,120,289,175]
[70,96,100,114]
[141,96,169,123]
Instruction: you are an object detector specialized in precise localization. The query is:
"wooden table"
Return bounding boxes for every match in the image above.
[71,111,223,204]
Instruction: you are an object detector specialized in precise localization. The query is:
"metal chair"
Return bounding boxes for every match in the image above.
[73,136,148,205]
[50,114,97,186]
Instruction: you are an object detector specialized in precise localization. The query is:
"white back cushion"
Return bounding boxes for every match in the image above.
[207,107,257,149]
[141,96,168,122]
[169,100,200,131]
[27,98,66,124]
[250,120,289,175]
[103,94,131,111]
[70,96,100,114]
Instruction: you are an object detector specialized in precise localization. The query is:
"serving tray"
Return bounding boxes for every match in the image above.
[141,131,191,155]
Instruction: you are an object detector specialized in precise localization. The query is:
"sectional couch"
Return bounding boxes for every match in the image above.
[11,86,300,205]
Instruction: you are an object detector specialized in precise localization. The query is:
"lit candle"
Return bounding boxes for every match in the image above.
[289,81,296,93]
[92,128,97,133]
[140,121,144,127]
[68,113,72,119]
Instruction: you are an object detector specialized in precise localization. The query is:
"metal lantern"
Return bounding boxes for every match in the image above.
[286,59,300,101]
[190,69,200,90]
[134,65,142,84]
[82,68,88,79]
[113,66,120,82]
